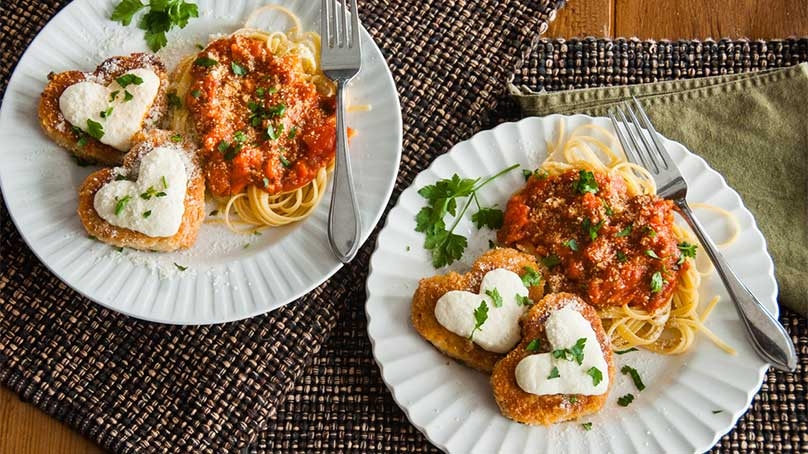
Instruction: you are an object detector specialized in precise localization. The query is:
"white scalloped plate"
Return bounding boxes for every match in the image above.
[366,115,776,454]
[0,0,402,324]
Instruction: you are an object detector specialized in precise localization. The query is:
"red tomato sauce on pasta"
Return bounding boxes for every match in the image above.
[498,170,685,313]
[187,35,336,197]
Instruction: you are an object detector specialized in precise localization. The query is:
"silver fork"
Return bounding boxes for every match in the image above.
[321,0,362,263]
[609,97,797,372]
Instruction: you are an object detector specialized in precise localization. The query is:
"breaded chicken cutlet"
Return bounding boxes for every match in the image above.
[77,129,205,252]
[411,248,546,373]
[491,293,615,425]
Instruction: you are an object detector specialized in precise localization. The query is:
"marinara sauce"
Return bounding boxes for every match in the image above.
[498,169,686,313]
[187,35,336,197]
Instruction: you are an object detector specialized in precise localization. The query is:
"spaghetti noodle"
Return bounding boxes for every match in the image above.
[541,122,736,355]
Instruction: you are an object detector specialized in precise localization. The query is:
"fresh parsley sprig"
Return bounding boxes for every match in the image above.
[468,300,489,340]
[111,0,199,52]
[415,164,519,268]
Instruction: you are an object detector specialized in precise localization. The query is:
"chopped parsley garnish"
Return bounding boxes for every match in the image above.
[86,119,105,139]
[143,210,152,218]
[582,422,593,431]
[645,249,660,259]
[468,300,489,340]
[582,218,604,241]
[521,169,532,181]
[279,154,291,168]
[522,167,549,181]
[208,210,219,217]
[678,242,698,264]
[196,43,204,50]
[174,263,188,271]
[161,176,168,189]
[573,170,599,194]
[167,92,182,108]
[194,56,218,67]
[111,0,199,51]
[115,73,144,88]
[615,347,638,355]
[114,246,125,252]
[486,288,503,308]
[563,238,579,251]
[521,266,541,287]
[548,366,561,379]
[190,89,202,98]
[552,338,586,365]
[124,90,134,101]
[650,271,664,293]
[233,131,247,143]
[541,255,561,268]
[268,86,278,94]
[109,90,120,102]
[602,199,613,215]
[414,165,519,268]
[266,123,282,140]
[114,175,129,181]
[287,126,298,139]
[255,87,266,97]
[73,125,89,147]
[224,145,242,161]
[406,245,411,252]
[617,394,635,407]
[262,177,270,188]
[140,186,166,200]
[488,240,496,249]
[100,107,114,119]
[217,140,230,153]
[471,207,504,230]
[170,133,183,143]
[114,195,132,215]
[525,339,541,352]
[515,294,532,306]
[616,251,628,263]
[249,101,287,127]
[568,395,578,404]
[616,224,633,237]
[231,61,248,76]
[621,365,646,391]
[644,226,657,237]
[267,103,287,117]
[586,366,603,386]
[712,410,723,414]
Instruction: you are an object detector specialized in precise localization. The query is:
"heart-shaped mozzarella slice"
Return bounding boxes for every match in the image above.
[59,68,160,151]
[434,269,530,353]
[94,147,187,237]
[515,306,609,395]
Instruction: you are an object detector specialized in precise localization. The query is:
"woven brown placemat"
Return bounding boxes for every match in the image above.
[253,39,808,453]
[0,0,565,453]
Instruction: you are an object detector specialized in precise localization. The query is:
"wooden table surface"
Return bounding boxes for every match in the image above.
[2,1,807,453]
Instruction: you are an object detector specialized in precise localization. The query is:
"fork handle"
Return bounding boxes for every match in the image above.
[327,79,362,263]
[676,199,796,371]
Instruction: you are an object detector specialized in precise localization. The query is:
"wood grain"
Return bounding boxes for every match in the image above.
[2,1,807,453]
[0,387,104,453]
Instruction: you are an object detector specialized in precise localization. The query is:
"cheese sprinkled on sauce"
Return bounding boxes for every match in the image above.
[434,268,529,353]
[94,147,187,237]
[516,306,609,395]
[59,68,160,151]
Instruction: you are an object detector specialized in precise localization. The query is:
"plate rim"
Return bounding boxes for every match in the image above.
[365,114,776,453]
[0,0,403,325]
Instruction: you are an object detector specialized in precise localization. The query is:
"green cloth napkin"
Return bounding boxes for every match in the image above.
[510,63,808,316]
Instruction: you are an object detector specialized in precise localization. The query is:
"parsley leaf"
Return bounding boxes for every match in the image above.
[573,170,599,194]
[469,300,489,340]
[616,251,628,263]
[621,365,646,391]
[650,271,664,293]
[190,89,202,98]
[586,367,603,386]
[644,226,657,237]
[167,92,182,108]
[541,255,561,268]
[115,73,144,88]
[615,347,638,355]
[552,338,586,365]
[563,238,579,251]
[415,165,519,268]
[100,107,114,119]
[617,393,635,407]
[521,266,541,287]
[582,218,604,241]
[143,210,152,218]
[231,61,248,76]
[86,119,104,139]
[279,154,291,168]
[582,422,593,431]
[114,195,132,215]
[471,207,504,230]
[616,224,633,237]
[602,199,613,215]
[111,0,146,26]
[174,263,188,271]
[522,168,549,182]
[486,288,503,308]
[170,133,183,143]
[525,339,541,352]
[515,294,532,306]
[194,56,218,67]
[712,410,723,414]
[124,90,134,101]
[645,249,660,259]
[266,123,282,140]
[678,241,698,264]
[548,366,561,379]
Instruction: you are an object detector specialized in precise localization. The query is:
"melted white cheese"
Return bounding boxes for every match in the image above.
[94,147,187,237]
[59,68,160,151]
[515,306,609,396]
[434,268,530,353]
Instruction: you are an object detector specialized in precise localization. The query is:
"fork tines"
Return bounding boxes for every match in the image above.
[321,0,360,49]
[608,97,671,174]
